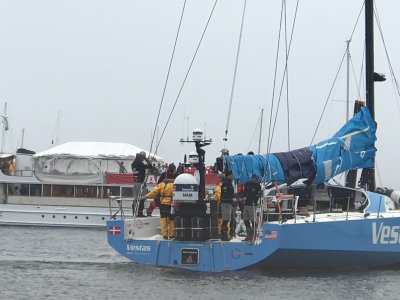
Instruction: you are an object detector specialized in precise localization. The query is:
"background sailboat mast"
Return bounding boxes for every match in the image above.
[364,0,376,191]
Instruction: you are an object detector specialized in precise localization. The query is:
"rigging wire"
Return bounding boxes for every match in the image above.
[268,0,300,153]
[374,2,400,114]
[266,0,285,154]
[375,158,383,187]
[284,0,290,151]
[154,0,218,154]
[309,51,346,145]
[223,0,248,146]
[310,2,365,145]
[148,0,187,156]
[350,54,362,100]
[246,112,262,152]
[357,43,366,101]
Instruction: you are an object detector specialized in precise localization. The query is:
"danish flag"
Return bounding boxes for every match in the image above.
[109,225,121,235]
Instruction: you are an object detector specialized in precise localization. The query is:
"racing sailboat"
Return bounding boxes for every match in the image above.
[106,0,400,271]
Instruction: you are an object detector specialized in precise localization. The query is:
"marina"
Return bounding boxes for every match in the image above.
[1,0,400,298]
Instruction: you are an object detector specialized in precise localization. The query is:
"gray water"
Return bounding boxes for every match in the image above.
[0,226,399,300]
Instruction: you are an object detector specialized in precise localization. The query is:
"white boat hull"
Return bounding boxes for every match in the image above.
[0,204,160,237]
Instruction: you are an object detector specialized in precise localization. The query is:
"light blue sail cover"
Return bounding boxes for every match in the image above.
[225,106,376,184]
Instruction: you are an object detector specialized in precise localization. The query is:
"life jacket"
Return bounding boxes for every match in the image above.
[213,182,222,202]
[220,179,234,203]
[160,179,174,205]
[144,178,174,205]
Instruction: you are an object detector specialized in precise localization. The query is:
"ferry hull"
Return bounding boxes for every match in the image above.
[1,204,160,237]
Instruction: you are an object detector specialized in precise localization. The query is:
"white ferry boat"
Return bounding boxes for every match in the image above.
[0,142,161,236]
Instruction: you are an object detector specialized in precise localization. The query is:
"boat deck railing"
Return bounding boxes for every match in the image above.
[107,196,135,219]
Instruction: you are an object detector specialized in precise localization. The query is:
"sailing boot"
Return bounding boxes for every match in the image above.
[221,220,229,241]
[244,220,253,241]
[137,198,146,217]
[229,219,236,239]
[160,218,168,239]
[217,218,223,238]
[168,219,175,240]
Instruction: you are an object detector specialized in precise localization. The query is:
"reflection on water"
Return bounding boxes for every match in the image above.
[0,226,399,300]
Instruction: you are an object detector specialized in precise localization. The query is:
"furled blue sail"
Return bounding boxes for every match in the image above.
[225,106,376,185]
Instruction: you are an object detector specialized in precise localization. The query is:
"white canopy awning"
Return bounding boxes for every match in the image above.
[33,142,163,161]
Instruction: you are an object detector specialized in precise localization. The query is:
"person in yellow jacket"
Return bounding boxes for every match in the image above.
[8,159,16,176]
[142,170,175,239]
[212,173,224,238]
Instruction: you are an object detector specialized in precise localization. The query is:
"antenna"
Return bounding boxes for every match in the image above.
[1,102,8,153]
[21,128,25,148]
[52,110,61,145]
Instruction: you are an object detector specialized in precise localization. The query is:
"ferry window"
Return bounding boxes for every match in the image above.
[103,186,120,197]
[43,185,51,197]
[76,186,96,198]
[121,187,133,197]
[8,184,21,196]
[52,185,74,197]
[29,184,41,196]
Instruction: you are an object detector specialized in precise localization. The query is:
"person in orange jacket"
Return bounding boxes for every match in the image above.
[212,173,223,238]
[142,170,175,239]
[146,163,176,216]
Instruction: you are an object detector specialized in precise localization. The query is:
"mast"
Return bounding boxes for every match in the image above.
[258,108,264,154]
[346,40,351,122]
[1,102,7,153]
[363,0,376,191]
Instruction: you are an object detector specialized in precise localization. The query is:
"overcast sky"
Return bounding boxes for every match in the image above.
[0,0,399,188]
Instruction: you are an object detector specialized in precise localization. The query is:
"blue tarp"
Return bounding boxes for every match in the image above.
[225,106,376,185]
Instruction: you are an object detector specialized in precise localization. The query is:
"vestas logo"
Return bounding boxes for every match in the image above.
[127,245,151,252]
[372,222,400,245]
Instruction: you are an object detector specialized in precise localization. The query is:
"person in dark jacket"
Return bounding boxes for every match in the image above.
[243,174,262,241]
[220,170,235,241]
[131,151,151,217]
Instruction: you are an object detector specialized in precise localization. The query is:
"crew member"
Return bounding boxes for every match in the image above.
[243,174,262,241]
[211,173,223,239]
[146,163,176,217]
[8,159,16,176]
[142,169,175,239]
[131,151,151,217]
[220,170,235,241]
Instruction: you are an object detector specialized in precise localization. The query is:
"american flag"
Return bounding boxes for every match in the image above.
[109,225,121,235]
[265,230,277,239]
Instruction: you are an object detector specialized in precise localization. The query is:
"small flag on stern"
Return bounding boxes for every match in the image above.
[265,230,277,239]
[109,225,121,235]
